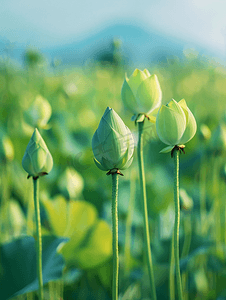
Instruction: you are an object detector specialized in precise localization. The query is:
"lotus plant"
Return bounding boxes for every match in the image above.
[121,68,162,300]
[156,99,197,154]
[92,107,134,300]
[121,68,162,123]
[156,99,197,300]
[22,128,53,300]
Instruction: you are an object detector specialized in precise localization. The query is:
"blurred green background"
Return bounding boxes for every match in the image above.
[0,46,226,300]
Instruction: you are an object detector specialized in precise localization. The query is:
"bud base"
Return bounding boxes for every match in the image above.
[171,145,185,158]
[106,169,124,176]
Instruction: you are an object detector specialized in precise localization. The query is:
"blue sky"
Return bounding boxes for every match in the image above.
[1,0,226,56]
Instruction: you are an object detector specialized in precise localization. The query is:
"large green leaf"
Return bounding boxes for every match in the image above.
[61,219,112,269]
[42,198,98,243]
[64,200,97,242]
[0,235,67,300]
[42,198,112,269]
[42,195,68,236]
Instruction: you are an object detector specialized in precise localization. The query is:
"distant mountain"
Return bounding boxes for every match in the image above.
[0,23,212,67]
[42,24,189,66]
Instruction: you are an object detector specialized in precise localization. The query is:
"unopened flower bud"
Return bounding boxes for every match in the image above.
[156,99,197,153]
[92,107,134,171]
[22,128,53,178]
[121,69,162,121]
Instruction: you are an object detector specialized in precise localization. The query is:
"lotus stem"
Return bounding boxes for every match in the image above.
[33,177,44,300]
[173,148,183,300]
[137,121,157,300]
[112,172,119,300]
[169,230,175,300]
[124,169,136,275]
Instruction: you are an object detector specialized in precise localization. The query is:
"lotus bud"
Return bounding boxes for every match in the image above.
[22,128,53,178]
[24,95,52,129]
[156,100,186,148]
[121,69,162,122]
[92,107,134,172]
[156,99,197,153]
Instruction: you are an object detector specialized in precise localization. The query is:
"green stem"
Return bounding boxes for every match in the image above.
[124,169,136,276]
[137,121,157,300]
[199,151,207,235]
[48,281,54,300]
[0,162,11,241]
[173,149,183,300]
[112,173,119,300]
[169,230,175,300]
[33,177,44,300]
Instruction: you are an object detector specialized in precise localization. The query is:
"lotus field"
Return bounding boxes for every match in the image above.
[0,52,226,300]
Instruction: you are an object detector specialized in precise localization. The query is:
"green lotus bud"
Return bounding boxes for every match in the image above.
[22,128,53,178]
[92,107,134,171]
[24,95,52,129]
[156,99,186,146]
[121,68,162,120]
[156,99,197,153]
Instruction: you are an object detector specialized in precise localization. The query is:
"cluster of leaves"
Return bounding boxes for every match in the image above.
[0,50,226,299]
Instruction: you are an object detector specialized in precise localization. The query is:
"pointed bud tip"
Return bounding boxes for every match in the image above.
[104,107,113,115]
[132,69,139,76]
[32,128,41,140]
[166,99,176,107]
[143,69,151,76]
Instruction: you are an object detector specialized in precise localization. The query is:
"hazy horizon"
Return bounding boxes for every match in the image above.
[1,0,226,58]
